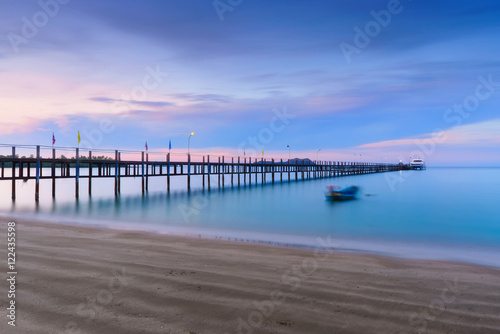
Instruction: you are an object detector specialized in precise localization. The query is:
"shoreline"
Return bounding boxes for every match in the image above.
[3,211,500,269]
[1,218,500,333]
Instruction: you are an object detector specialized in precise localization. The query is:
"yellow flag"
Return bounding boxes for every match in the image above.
[78,131,81,144]
[262,149,264,156]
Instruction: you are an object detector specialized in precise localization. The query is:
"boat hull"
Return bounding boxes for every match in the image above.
[325,186,359,201]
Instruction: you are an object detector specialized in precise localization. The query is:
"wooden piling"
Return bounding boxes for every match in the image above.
[75,148,80,199]
[217,157,220,188]
[167,153,171,192]
[146,152,149,192]
[254,158,258,185]
[51,149,56,198]
[187,153,191,192]
[35,145,40,201]
[88,151,92,196]
[246,158,250,186]
[272,159,275,184]
[114,150,119,197]
[11,146,16,200]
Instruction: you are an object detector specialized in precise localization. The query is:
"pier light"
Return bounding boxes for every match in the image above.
[188,132,195,154]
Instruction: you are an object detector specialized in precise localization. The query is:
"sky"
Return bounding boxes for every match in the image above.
[0,0,499,166]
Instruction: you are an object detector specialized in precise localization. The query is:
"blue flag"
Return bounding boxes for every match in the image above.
[169,140,172,150]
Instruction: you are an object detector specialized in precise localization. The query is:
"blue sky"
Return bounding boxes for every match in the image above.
[0,0,499,165]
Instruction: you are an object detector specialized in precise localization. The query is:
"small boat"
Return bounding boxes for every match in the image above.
[325,185,359,201]
[410,158,426,170]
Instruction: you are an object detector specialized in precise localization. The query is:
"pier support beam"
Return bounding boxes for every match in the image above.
[35,145,40,201]
[146,152,149,192]
[272,159,275,184]
[207,155,211,190]
[246,158,250,186]
[222,156,225,189]
[141,152,145,195]
[88,151,92,196]
[114,150,119,197]
[75,148,80,199]
[187,153,191,192]
[11,147,16,200]
[217,157,221,188]
[167,153,171,192]
[255,159,258,185]
[52,148,56,198]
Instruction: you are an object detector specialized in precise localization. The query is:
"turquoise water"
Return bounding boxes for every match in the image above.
[1,168,500,267]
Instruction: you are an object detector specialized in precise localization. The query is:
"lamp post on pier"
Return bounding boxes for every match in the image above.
[188,132,194,154]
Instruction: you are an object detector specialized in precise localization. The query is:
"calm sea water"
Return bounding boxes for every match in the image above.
[1,168,500,267]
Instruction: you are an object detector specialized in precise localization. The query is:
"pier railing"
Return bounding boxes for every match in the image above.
[0,144,406,201]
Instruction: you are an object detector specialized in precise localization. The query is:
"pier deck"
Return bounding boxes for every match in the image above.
[0,145,406,200]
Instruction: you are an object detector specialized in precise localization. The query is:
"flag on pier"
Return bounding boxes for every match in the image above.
[262,149,264,156]
[169,140,172,150]
[52,133,56,146]
[145,141,148,151]
[77,131,81,144]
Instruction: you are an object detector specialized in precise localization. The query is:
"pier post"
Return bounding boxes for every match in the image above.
[280,159,283,183]
[222,156,225,189]
[11,146,16,200]
[288,159,291,182]
[35,145,40,201]
[261,158,264,184]
[187,153,191,192]
[141,151,145,195]
[52,148,56,198]
[114,150,119,197]
[207,155,211,189]
[272,159,275,184]
[167,153,171,192]
[202,156,205,188]
[231,157,234,187]
[88,151,92,196]
[255,159,258,185]
[238,157,241,187]
[247,158,250,186]
[146,152,149,192]
[75,148,80,199]
[218,157,221,188]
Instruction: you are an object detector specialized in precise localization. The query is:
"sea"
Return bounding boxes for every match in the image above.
[1,167,500,267]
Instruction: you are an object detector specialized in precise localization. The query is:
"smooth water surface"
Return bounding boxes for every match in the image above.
[1,168,500,267]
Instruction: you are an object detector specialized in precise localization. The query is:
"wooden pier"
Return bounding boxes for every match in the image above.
[0,145,406,201]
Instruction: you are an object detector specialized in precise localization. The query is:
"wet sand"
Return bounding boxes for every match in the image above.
[0,218,499,334]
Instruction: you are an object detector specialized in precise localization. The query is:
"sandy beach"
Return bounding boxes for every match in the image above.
[1,219,499,334]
